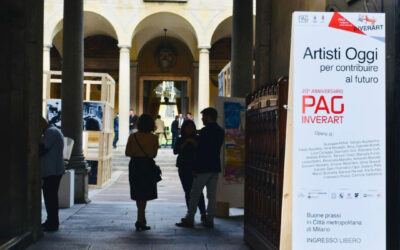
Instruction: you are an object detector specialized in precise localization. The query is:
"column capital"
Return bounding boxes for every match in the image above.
[198,45,211,50]
[43,44,52,51]
[199,48,210,54]
[118,45,131,51]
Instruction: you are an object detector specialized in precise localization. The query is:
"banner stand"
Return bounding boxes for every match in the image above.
[280,33,295,250]
[281,11,386,250]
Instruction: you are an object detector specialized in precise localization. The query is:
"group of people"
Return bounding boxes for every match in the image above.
[170,112,194,147]
[125,107,224,230]
[113,110,197,149]
[39,107,223,233]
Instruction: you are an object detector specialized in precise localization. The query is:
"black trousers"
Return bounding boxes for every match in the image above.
[42,175,62,226]
[178,167,206,215]
[171,133,179,148]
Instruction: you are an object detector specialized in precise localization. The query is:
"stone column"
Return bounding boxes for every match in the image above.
[130,61,138,114]
[61,0,89,204]
[43,44,52,116]
[118,46,131,145]
[193,62,199,125]
[255,0,271,88]
[197,47,210,127]
[231,0,253,97]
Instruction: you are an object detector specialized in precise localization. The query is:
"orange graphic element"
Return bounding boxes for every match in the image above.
[364,15,376,25]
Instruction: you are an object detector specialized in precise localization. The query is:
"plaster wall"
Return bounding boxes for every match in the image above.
[44,0,235,57]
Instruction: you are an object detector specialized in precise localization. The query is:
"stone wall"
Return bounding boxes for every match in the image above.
[0,0,43,247]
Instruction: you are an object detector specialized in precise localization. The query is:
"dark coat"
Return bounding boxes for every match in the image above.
[129,115,138,130]
[171,120,179,134]
[173,135,198,169]
[193,122,224,173]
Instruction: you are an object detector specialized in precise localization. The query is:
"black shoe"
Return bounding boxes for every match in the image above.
[176,218,194,228]
[135,221,150,232]
[42,224,59,232]
[201,221,214,228]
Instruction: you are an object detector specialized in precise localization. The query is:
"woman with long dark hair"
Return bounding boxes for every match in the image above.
[173,120,206,222]
[125,114,159,231]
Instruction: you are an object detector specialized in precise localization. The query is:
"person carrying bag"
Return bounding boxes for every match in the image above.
[125,114,160,232]
[134,134,162,183]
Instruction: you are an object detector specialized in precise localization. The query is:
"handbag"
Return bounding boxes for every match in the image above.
[133,134,162,182]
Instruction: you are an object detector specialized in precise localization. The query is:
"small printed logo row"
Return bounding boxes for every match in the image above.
[297,192,382,199]
[298,14,377,25]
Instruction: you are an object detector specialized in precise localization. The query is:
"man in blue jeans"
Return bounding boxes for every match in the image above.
[176,107,224,228]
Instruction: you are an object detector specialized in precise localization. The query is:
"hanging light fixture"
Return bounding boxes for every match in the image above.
[154,28,177,72]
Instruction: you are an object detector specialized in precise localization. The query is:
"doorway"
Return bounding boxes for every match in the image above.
[139,76,191,122]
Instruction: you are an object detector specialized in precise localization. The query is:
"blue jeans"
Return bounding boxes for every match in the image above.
[113,131,118,147]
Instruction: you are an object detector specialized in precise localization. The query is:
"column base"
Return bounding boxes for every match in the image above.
[66,155,91,204]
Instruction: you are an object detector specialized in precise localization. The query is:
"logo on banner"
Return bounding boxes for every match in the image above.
[329,12,385,42]
[357,14,384,32]
[298,15,309,23]
[358,15,376,25]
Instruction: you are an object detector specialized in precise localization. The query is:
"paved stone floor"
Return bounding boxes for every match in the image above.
[29,148,249,250]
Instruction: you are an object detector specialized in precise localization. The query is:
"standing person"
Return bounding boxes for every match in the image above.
[129,109,139,133]
[113,113,119,148]
[186,112,194,122]
[154,115,166,147]
[178,113,185,130]
[39,117,65,232]
[176,107,224,228]
[125,114,159,232]
[171,115,179,148]
[173,120,206,222]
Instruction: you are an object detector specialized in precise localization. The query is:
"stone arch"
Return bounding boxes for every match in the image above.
[210,16,233,46]
[207,12,256,47]
[205,10,232,46]
[130,12,199,60]
[45,10,120,48]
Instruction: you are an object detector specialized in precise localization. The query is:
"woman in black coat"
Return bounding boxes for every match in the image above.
[173,120,206,221]
[125,114,159,231]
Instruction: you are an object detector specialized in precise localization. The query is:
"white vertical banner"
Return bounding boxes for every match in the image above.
[291,12,385,249]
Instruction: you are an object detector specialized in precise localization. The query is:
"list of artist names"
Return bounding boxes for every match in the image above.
[298,139,381,179]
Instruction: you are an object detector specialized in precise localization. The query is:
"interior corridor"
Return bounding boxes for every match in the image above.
[28,148,248,250]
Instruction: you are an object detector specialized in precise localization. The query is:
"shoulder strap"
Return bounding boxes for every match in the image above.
[134,133,149,158]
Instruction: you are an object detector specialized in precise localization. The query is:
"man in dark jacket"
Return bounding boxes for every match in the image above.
[176,107,224,228]
[171,115,179,148]
[40,117,65,232]
[129,109,138,133]
[113,113,119,148]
